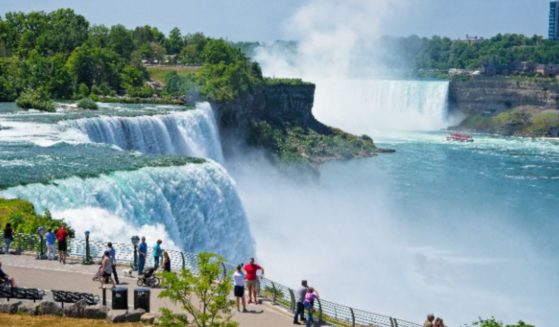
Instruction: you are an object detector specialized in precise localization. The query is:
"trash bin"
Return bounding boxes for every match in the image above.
[134,288,150,312]
[112,287,128,310]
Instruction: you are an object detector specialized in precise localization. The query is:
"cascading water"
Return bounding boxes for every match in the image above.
[0,162,253,263]
[67,102,224,162]
[313,79,450,135]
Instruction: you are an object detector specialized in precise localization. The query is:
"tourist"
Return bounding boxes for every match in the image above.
[434,317,446,327]
[138,236,147,274]
[45,228,56,260]
[107,242,120,284]
[3,223,13,255]
[153,239,163,270]
[0,261,15,287]
[303,287,319,327]
[293,280,308,324]
[233,264,247,312]
[99,251,115,288]
[423,314,435,327]
[244,257,264,304]
[161,251,171,272]
[55,226,68,264]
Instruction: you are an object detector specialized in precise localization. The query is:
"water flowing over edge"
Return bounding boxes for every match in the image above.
[0,162,254,264]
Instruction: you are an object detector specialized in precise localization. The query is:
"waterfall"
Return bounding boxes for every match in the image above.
[313,79,449,135]
[0,162,253,263]
[68,102,224,162]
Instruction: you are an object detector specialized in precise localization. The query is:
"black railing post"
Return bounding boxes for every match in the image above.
[288,288,296,313]
[132,243,138,270]
[180,251,186,270]
[221,262,227,280]
[349,307,355,327]
[102,288,107,306]
[316,298,323,327]
[270,281,277,305]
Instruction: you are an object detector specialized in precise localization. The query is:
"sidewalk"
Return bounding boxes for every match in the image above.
[0,254,294,326]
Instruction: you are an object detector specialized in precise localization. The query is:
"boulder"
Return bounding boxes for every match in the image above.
[37,301,62,316]
[84,304,109,319]
[107,309,128,323]
[63,299,88,318]
[0,300,22,314]
[18,302,40,315]
[125,308,146,322]
[140,312,158,324]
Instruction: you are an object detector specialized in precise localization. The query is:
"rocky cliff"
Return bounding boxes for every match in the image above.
[212,83,377,165]
[449,77,559,115]
[449,77,559,137]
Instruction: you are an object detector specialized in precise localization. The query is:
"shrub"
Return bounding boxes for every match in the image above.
[158,252,237,327]
[15,89,56,112]
[77,97,98,110]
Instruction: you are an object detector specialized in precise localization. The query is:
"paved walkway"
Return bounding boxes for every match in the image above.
[0,254,294,326]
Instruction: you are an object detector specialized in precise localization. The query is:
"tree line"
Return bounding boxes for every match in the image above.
[0,9,263,108]
[382,33,559,72]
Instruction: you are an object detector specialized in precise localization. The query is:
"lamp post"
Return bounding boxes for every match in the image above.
[36,226,46,260]
[82,230,93,265]
[131,235,140,271]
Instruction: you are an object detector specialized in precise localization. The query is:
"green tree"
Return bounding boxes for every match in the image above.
[158,252,237,327]
[166,27,183,55]
[109,24,135,59]
[180,32,208,65]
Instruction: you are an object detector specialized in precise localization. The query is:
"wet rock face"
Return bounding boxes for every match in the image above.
[449,78,559,115]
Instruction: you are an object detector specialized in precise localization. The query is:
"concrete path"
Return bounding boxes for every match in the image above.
[0,254,294,326]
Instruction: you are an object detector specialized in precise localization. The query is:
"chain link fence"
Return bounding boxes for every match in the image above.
[1,233,421,327]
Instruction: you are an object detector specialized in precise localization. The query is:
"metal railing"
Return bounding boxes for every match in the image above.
[0,233,421,327]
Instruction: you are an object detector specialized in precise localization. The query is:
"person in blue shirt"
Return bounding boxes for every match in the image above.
[107,242,119,284]
[138,236,147,275]
[153,239,163,270]
[45,228,56,260]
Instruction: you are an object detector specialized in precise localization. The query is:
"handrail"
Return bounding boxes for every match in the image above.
[0,233,422,327]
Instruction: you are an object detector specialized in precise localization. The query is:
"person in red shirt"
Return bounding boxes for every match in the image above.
[244,257,264,304]
[55,226,69,264]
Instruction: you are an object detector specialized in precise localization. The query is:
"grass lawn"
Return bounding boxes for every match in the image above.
[0,313,146,326]
[145,65,200,85]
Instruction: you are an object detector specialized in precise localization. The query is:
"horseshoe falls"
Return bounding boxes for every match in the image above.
[313,79,449,134]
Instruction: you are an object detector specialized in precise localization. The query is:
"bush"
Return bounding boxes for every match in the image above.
[15,89,56,112]
[158,252,237,327]
[76,97,98,110]
[0,199,75,237]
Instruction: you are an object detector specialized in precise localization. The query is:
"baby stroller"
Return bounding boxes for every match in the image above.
[137,267,160,288]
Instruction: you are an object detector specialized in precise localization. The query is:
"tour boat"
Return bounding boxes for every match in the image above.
[446,133,474,142]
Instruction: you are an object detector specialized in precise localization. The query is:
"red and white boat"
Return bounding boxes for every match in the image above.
[446,133,474,142]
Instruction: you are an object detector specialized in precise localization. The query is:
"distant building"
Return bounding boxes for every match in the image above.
[549,1,559,40]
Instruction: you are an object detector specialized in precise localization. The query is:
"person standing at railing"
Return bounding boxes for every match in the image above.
[153,239,163,270]
[107,242,120,284]
[233,264,247,312]
[293,280,308,324]
[45,228,56,260]
[423,313,435,327]
[161,251,171,272]
[138,236,147,274]
[3,223,13,255]
[56,226,68,264]
[244,257,264,304]
[303,287,319,327]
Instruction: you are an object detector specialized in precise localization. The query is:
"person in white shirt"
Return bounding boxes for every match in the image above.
[233,264,247,312]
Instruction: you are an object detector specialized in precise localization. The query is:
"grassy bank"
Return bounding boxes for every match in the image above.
[0,313,145,327]
[145,65,200,85]
[0,198,74,236]
[457,108,559,137]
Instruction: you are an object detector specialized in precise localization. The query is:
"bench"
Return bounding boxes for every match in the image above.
[52,290,99,308]
[0,286,45,302]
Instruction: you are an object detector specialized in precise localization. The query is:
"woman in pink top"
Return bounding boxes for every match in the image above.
[303,287,319,327]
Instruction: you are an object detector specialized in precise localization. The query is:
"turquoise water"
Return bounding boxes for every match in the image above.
[235,132,559,327]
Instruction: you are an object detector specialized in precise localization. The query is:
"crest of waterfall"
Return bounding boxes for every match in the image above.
[67,102,224,162]
[0,162,253,263]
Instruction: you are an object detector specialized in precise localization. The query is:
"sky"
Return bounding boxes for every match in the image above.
[0,0,552,41]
